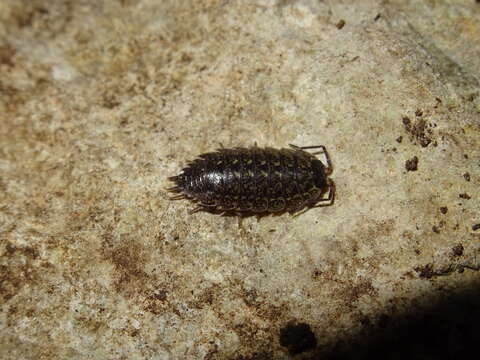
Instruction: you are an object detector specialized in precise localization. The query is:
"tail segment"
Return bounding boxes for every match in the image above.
[167,175,185,194]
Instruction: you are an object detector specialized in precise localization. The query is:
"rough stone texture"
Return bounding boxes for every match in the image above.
[1,0,479,359]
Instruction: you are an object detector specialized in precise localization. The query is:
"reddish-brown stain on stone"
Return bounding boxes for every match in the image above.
[102,237,151,298]
[340,277,378,304]
[0,43,16,67]
[402,116,434,147]
[414,264,434,279]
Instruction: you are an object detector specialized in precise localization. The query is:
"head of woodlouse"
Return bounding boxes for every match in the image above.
[311,159,328,191]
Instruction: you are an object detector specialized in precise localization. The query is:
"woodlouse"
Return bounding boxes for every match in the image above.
[167,144,335,216]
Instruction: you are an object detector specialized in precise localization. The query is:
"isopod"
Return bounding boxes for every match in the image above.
[167,144,335,215]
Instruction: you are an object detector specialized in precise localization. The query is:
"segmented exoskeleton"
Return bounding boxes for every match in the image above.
[168,144,334,216]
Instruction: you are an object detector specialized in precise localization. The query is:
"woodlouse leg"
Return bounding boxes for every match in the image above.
[321,147,333,175]
[291,204,309,218]
[291,209,305,218]
[169,194,187,200]
[189,201,218,214]
[289,144,327,150]
[289,144,333,175]
[292,181,335,217]
[189,206,205,214]
[237,216,244,229]
[313,179,335,207]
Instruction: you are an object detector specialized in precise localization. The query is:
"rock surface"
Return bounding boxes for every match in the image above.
[1,0,479,359]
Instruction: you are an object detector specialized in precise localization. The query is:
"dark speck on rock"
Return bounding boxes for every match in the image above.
[405,156,419,171]
[451,244,464,257]
[439,207,448,214]
[415,264,434,279]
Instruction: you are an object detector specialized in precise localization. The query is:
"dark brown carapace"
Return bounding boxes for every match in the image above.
[167,144,334,216]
